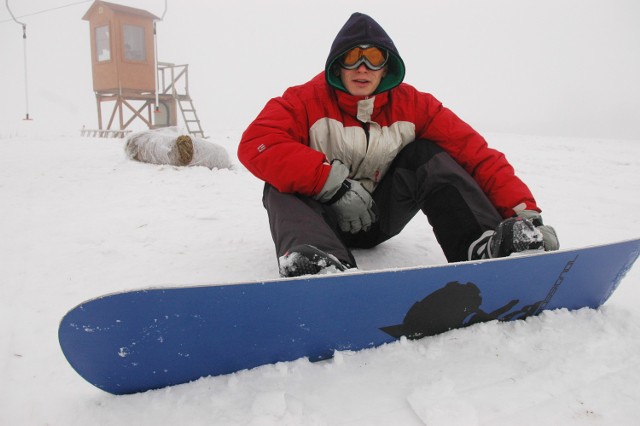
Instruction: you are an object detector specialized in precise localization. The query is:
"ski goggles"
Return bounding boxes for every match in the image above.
[340,45,389,70]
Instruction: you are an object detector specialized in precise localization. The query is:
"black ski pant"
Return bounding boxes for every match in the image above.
[262,140,503,266]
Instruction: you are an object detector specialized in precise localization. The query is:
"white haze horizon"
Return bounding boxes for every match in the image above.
[1,0,639,140]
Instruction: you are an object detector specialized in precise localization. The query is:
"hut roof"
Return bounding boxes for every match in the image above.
[82,1,160,21]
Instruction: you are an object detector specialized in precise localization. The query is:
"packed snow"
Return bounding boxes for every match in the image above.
[1,129,639,425]
[2,0,640,424]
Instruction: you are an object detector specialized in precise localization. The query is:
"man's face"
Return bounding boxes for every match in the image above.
[340,64,387,97]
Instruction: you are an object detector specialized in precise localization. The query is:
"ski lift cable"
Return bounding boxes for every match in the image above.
[0,0,93,24]
[5,0,31,120]
[154,0,168,115]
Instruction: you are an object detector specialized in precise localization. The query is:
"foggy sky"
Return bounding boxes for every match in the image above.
[1,0,639,140]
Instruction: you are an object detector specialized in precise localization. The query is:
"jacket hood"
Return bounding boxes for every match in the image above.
[325,12,405,95]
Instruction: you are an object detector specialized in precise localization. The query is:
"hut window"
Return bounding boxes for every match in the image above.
[123,24,146,61]
[95,25,111,62]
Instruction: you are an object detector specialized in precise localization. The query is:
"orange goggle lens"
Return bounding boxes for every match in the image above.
[340,46,388,70]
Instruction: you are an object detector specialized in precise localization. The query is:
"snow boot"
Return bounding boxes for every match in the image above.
[279,244,349,277]
[468,217,543,260]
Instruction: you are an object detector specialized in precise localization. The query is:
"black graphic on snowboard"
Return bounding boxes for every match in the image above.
[381,256,579,339]
[380,281,519,339]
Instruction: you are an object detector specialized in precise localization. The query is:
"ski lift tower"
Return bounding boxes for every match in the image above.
[81,0,205,138]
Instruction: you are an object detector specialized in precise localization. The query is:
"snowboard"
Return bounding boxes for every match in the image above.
[59,238,640,395]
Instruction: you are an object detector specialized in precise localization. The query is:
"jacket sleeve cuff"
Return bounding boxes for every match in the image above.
[313,161,350,202]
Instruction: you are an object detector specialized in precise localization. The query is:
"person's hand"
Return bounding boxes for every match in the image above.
[330,179,377,233]
[315,161,377,233]
[517,210,559,251]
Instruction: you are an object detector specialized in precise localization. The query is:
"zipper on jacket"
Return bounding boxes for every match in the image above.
[362,121,370,149]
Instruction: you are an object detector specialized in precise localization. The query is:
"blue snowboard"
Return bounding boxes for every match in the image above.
[59,238,640,395]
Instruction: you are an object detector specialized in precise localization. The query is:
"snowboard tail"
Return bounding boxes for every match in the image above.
[59,238,640,395]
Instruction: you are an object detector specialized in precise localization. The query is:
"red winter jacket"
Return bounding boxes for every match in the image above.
[238,72,539,218]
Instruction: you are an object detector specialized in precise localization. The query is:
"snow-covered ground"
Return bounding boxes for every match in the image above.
[1,130,639,425]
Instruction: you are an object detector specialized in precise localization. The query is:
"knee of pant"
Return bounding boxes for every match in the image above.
[394,140,446,171]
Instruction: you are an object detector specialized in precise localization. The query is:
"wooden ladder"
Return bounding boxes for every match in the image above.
[158,62,206,138]
[177,96,205,138]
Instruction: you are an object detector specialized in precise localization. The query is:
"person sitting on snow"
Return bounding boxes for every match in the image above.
[238,12,559,277]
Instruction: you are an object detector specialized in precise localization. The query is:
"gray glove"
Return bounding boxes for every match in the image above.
[315,161,377,234]
[517,210,560,251]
